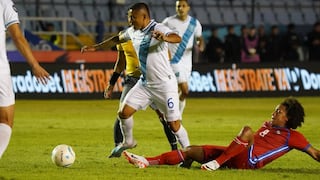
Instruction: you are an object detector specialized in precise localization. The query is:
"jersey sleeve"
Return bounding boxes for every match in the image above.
[288,130,311,152]
[194,19,202,38]
[3,0,20,29]
[119,27,132,42]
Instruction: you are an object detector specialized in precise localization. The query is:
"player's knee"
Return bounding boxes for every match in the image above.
[117,110,130,119]
[168,121,181,132]
[118,105,135,119]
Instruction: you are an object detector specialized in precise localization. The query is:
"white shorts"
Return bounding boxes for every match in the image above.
[0,73,15,107]
[121,79,181,122]
[171,63,191,84]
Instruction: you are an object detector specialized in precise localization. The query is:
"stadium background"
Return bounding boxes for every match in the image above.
[8,0,320,98]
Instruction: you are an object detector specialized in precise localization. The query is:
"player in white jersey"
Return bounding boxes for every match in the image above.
[162,0,204,117]
[82,3,190,157]
[0,0,50,159]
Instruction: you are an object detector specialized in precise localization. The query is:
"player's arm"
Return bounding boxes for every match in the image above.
[81,35,123,53]
[196,36,205,52]
[305,146,320,162]
[152,31,181,43]
[8,23,50,84]
[104,49,126,99]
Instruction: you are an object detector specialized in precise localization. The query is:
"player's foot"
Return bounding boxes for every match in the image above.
[201,160,220,171]
[108,140,137,158]
[123,151,149,168]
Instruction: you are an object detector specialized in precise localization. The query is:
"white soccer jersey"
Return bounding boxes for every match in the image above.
[120,20,176,87]
[0,0,19,73]
[162,15,202,68]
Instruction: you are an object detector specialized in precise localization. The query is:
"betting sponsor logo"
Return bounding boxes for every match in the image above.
[11,65,123,94]
[189,67,320,93]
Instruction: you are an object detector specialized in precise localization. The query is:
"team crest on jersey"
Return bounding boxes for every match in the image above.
[276,130,281,135]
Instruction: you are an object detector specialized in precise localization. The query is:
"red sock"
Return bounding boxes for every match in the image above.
[215,136,248,165]
[146,150,185,165]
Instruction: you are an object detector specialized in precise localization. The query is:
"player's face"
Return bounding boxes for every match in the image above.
[131,9,145,30]
[176,1,190,19]
[271,104,288,127]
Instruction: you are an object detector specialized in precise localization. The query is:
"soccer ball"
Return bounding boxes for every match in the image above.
[51,144,76,167]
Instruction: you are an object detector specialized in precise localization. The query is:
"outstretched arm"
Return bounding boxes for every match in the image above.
[81,35,122,53]
[306,146,320,162]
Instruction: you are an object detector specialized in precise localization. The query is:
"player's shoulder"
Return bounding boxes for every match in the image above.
[289,128,304,136]
[162,15,178,23]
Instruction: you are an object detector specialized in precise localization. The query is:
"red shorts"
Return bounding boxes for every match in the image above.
[201,145,252,169]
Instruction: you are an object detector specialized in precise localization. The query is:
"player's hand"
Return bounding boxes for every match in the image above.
[152,30,165,41]
[81,45,97,53]
[31,64,50,84]
[104,84,114,99]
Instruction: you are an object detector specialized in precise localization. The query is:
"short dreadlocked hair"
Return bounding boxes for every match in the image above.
[281,97,305,129]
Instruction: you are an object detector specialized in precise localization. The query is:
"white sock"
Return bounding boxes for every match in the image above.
[179,99,186,117]
[174,125,190,149]
[119,116,134,145]
[0,123,12,159]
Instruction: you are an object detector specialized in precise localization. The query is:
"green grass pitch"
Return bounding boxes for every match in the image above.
[0,97,319,179]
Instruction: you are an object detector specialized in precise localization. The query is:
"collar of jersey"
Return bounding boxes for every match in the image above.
[141,19,156,32]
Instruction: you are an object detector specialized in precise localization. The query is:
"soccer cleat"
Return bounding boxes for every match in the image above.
[108,140,137,158]
[123,151,149,168]
[201,160,220,171]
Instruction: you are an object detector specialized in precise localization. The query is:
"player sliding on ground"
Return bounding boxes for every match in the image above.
[123,97,320,170]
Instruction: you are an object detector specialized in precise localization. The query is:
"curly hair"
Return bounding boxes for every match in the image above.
[281,97,305,129]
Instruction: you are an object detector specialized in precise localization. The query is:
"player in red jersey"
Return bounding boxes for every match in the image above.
[123,97,320,170]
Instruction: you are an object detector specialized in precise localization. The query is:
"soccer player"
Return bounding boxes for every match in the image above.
[162,0,204,116]
[82,9,178,152]
[124,97,320,170]
[0,0,50,158]
[81,3,190,157]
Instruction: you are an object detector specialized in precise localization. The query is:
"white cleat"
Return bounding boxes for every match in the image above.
[108,140,137,158]
[123,151,149,168]
[201,160,220,171]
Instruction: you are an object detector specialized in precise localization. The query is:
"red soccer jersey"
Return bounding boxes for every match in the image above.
[248,121,311,168]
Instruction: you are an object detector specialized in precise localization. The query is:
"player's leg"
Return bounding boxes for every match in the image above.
[124,149,185,168]
[109,103,137,158]
[0,106,14,159]
[153,85,190,149]
[175,64,191,117]
[113,76,139,147]
[149,103,177,150]
[201,126,253,171]
[167,120,189,148]
[124,145,225,169]
[110,81,152,157]
[178,82,188,115]
[180,145,226,168]
[118,104,136,145]
[0,74,15,159]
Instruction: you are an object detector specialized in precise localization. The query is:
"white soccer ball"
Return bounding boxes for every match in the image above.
[51,144,76,167]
